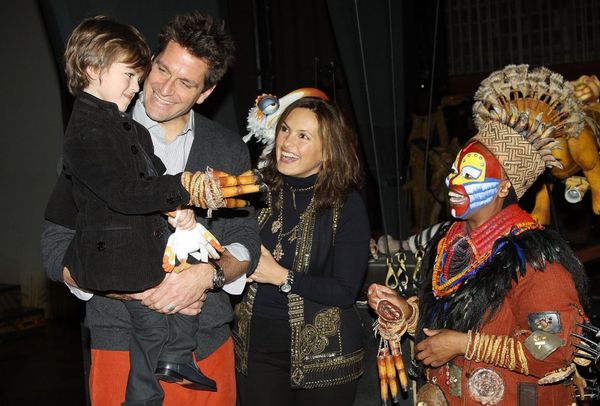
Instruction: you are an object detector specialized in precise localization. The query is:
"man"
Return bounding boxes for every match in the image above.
[368,65,589,405]
[41,12,259,405]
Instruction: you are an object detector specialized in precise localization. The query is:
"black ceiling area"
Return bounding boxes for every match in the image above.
[38,0,600,245]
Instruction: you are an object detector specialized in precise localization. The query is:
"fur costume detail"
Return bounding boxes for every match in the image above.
[416,218,587,342]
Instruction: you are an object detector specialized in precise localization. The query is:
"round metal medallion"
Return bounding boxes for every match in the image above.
[416,383,449,406]
[467,368,505,405]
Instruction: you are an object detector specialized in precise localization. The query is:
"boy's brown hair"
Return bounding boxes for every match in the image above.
[64,15,151,95]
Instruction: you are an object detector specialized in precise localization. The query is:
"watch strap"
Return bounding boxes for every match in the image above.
[208,258,225,290]
[279,270,294,293]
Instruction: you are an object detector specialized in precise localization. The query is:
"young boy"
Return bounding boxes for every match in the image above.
[60,15,254,404]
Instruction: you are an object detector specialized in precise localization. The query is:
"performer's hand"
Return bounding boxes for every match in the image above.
[246,245,288,286]
[367,283,410,315]
[415,328,469,367]
[142,263,213,314]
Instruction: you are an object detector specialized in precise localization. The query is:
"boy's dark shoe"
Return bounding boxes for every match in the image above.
[155,360,217,391]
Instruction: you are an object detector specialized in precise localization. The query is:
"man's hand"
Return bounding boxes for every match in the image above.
[178,293,208,316]
[217,249,249,283]
[64,262,211,312]
[63,267,79,288]
[141,262,214,314]
[415,328,469,368]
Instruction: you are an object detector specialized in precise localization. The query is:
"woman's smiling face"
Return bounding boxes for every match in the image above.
[275,107,323,178]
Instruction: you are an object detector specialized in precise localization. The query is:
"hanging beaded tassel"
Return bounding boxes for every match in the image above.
[373,296,419,405]
[389,339,408,392]
[376,340,397,406]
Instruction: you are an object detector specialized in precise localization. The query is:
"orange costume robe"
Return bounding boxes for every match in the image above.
[426,263,585,405]
[417,205,588,405]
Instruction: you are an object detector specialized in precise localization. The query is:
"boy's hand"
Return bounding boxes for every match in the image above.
[162,223,223,273]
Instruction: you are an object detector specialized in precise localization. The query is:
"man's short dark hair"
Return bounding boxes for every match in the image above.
[157,12,235,91]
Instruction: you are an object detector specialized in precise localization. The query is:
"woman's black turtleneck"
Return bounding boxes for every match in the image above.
[254,174,317,319]
[253,174,370,320]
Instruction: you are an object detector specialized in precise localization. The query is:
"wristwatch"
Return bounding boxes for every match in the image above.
[278,270,294,294]
[208,259,225,290]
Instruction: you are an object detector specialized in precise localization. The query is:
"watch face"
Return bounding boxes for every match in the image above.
[212,265,225,289]
[214,276,225,289]
[280,282,291,293]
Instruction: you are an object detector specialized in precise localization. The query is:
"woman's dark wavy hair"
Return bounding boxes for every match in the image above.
[261,97,363,212]
[156,12,235,91]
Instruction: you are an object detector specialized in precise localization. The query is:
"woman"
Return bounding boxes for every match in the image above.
[234,96,370,405]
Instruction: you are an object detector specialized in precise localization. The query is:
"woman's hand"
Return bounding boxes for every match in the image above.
[246,245,288,286]
[415,328,469,368]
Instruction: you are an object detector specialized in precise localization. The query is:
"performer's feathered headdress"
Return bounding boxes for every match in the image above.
[244,88,328,163]
[472,64,585,198]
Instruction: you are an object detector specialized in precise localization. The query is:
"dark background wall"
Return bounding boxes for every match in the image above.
[3,0,600,309]
[1,1,600,405]
[1,0,63,306]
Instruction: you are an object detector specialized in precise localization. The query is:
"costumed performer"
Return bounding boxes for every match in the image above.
[367,64,590,405]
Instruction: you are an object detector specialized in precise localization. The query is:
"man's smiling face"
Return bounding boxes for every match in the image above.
[143,41,214,124]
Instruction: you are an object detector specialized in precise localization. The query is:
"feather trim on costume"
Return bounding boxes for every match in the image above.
[416,226,588,342]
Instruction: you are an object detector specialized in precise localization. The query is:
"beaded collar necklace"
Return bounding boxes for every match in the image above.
[432,204,540,299]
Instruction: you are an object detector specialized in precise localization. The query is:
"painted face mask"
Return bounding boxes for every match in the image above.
[446,141,503,219]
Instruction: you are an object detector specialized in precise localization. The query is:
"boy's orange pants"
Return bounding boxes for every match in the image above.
[89,337,235,405]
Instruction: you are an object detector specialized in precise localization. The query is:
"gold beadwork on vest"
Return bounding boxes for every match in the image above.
[234,191,362,388]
